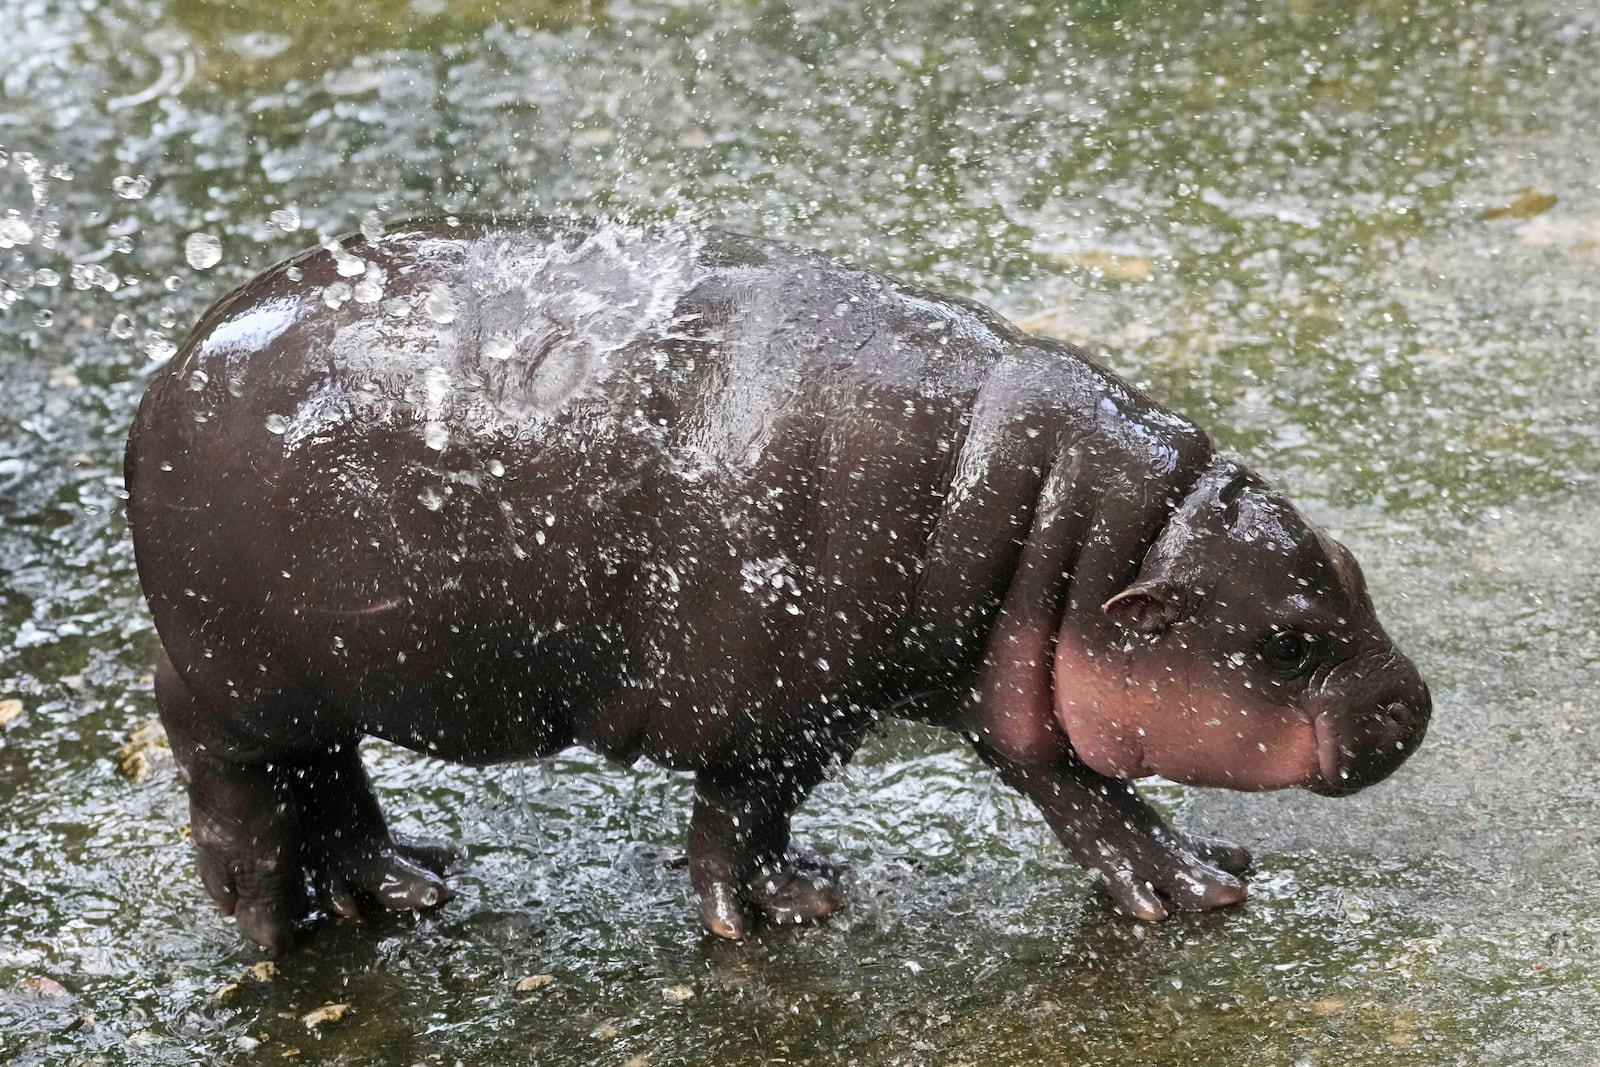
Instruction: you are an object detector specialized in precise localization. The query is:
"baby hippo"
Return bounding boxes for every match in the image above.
[125,218,1430,952]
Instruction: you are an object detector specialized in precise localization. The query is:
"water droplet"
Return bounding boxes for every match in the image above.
[418,485,445,511]
[33,268,59,288]
[424,423,449,451]
[144,332,177,362]
[0,212,35,248]
[325,240,367,278]
[483,334,514,361]
[353,265,385,304]
[184,232,222,270]
[425,283,458,324]
[32,309,53,328]
[110,234,135,254]
[383,297,411,318]
[187,369,209,390]
[71,263,119,291]
[264,413,289,434]
[284,266,303,283]
[227,31,292,60]
[269,207,301,232]
[360,211,385,242]
[113,174,151,200]
[47,162,74,181]
[163,274,182,292]
[486,458,505,477]
[322,281,352,308]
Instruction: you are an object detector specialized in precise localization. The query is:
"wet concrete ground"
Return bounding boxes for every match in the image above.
[1,0,1598,1062]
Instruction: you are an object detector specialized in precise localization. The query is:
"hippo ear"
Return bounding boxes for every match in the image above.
[1102,581,1190,634]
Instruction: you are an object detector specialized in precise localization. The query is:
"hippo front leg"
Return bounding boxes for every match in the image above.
[687,767,845,940]
[977,746,1251,921]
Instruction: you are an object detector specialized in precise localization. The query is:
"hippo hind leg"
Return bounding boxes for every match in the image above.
[284,743,461,928]
[688,761,850,941]
[156,658,457,952]
[156,656,305,952]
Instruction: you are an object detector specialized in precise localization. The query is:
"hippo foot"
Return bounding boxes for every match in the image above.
[699,853,845,940]
[199,823,461,953]
[191,803,309,957]
[976,747,1255,925]
[1091,834,1250,923]
[1181,834,1253,877]
[305,830,462,925]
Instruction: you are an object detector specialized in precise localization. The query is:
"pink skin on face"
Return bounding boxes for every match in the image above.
[1051,628,1323,791]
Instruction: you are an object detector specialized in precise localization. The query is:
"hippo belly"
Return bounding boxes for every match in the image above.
[126,217,1430,952]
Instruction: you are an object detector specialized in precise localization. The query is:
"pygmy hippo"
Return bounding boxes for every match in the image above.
[125,218,1430,952]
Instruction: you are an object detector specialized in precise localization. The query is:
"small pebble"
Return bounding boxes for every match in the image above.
[515,974,555,993]
[26,976,68,997]
[302,1003,349,1029]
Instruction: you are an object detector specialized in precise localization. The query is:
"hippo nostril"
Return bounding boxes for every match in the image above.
[1377,701,1413,731]
[1375,702,1423,753]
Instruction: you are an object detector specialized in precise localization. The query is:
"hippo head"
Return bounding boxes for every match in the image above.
[1055,457,1430,796]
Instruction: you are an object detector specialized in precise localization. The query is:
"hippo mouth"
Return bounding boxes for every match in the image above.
[1308,688,1431,797]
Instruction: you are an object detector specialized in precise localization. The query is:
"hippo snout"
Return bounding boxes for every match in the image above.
[1310,679,1431,798]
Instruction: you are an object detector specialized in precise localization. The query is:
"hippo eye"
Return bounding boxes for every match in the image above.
[1259,630,1320,675]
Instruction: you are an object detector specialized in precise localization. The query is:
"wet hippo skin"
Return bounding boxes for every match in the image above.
[125,217,1431,952]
